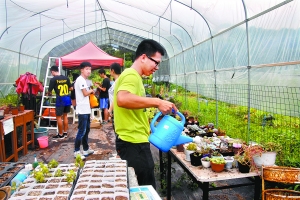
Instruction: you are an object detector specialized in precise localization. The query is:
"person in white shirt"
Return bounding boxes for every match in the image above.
[74,62,95,159]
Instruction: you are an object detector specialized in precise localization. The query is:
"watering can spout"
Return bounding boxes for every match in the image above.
[174,135,193,146]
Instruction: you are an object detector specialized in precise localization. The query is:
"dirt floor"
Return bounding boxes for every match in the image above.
[18,121,259,200]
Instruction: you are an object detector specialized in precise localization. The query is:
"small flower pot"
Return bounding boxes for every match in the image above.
[184,148,195,162]
[201,158,211,168]
[11,107,19,115]
[238,162,250,173]
[19,105,25,112]
[4,107,10,114]
[190,153,202,166]
[224,156,234,169]
[176,144,184,152]
[210,162,225,172]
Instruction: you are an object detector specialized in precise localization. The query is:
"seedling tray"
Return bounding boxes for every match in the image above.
[71,160,129,200]
[0,162,26,188]
[10,163,80,200]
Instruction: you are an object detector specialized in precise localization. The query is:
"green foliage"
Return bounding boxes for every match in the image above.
[75,154,84,168]
[54,169,63,177]
[11,181,17,191]
[32,171,46,183]
[65,170,76,184]
[186,143,197,151]
[0,91,19,107]
[210,157,226,164]
[169,89,299,168]
[146,107,157,121]
[39,162,50,177]
[48,159,59,169]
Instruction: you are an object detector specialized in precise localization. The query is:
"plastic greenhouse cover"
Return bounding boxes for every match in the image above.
[0,0,299,98]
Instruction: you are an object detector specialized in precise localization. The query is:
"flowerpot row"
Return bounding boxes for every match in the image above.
[3,106,25,115]
[187,151,252,173]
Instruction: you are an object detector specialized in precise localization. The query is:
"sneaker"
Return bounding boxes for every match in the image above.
[63,132,68,138]
[53,134,64,140]
[74,151,86,160]
[83,149,94,156]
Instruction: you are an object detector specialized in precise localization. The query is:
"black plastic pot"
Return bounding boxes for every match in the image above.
[238,162,250,173]
[190,153,202,166]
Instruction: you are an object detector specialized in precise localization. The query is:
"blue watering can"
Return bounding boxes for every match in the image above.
[149,111,194,152]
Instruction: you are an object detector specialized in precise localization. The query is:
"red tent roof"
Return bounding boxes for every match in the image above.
[57,42,123,69]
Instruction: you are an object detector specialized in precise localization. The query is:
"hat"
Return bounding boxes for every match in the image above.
[80,62,92,69]
[50,66,59,72]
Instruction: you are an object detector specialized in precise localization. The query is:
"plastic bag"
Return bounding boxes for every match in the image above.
[89,93,99,108]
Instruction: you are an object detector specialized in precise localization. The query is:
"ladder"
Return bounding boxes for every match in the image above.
[38,57,62,131]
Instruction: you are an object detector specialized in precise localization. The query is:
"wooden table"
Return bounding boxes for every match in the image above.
[0,110,34,162]
[165,149,261,200]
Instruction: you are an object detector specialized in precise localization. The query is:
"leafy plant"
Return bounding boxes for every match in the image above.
[211,151,222,157]
[186,143,197,151]
[54,169,63,177]
[75,154,84,168]
[65,170,76,184]
[32,171,46,183]
[146,107,158,121]
[11,181,17,191]
[200,147,211,155]
[39,162,51,177]
[191,150,202,157]
[262,142,282,153]
[202,157,210,162]
[210,157,226,164]
[48,159,59,169]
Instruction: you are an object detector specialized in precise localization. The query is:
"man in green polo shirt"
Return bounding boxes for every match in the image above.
[114,39,177,189]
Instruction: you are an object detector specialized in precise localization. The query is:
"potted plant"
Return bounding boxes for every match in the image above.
[210,157,226,172]
[224,156,234,169]
[190,150,202,166]
[234,144,252,173]
[253,142,282,168]
[201,156,211,168]
[11,102,19,115]
[176,144,184,152]
[211,150,223,158]
[184,143,197,161]
[19,103,25,112]
[200,147,211,158]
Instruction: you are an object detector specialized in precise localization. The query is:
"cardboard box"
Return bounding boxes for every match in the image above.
[90,122,101,128]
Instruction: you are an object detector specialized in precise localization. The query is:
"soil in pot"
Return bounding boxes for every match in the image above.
[190,153,202,166]
[238,162,250,173]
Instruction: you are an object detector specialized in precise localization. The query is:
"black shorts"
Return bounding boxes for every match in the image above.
[56,106,71,116]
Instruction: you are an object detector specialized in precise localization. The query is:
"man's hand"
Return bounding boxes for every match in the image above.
[158,100,177,115]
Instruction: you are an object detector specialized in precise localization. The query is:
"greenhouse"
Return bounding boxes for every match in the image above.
[0,0,300,199]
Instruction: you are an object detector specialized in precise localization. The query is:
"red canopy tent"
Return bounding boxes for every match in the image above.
[57,42,124,70]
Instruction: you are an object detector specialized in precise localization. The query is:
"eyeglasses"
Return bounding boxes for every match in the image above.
[147,55,160,67]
